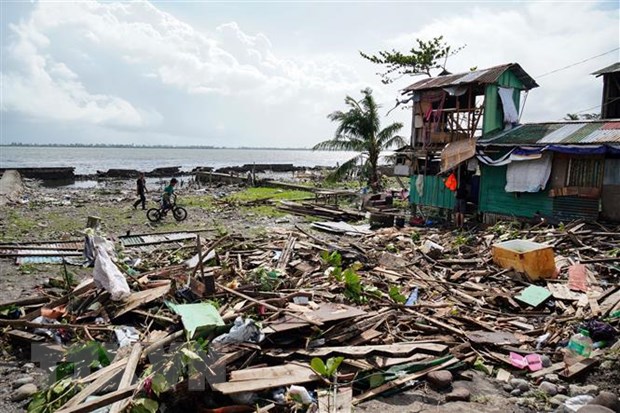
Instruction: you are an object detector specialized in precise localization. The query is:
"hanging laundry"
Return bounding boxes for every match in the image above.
[415,174,424,197]
[444,173,457,191]
[505,153,552,193]
[498,87,519,126]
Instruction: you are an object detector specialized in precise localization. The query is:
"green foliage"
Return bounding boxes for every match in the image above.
[360,36,464,84]
[564,113,600,121]
[252,267,282,291]
[313,88,405,191]
[130,398,159,413]
[19,264,38,274]
[227,187,314,203]
[388,285,407,304]
[386,243,398,253]
[28,378,80,413]
[310,356,344,378]
[331,263,378,304]
[320,250,342,267]
[410,231,420,242]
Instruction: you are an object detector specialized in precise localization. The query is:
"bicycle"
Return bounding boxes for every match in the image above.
[146,194,188,222]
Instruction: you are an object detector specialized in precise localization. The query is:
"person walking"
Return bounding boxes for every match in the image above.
[133,173,147,210]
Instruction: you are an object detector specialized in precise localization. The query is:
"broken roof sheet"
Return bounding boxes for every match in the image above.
[478,120,620,146]
[592,62,620,77]
[403,63,538,93]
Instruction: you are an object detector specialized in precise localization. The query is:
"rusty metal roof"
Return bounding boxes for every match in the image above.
[403,63,538,93]
[592,62,620,77]
[479,120,620,146]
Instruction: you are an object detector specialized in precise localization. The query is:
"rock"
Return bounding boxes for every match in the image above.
[539,381,559,396]
[445,387,471,402]
[21,363,35,372]
[427,370,453,390]
[544,373,560,383]
[600,361,614,370]
[509,378,530,393]
[11,383,37,402]
[12,376,34,388]
[570,385,599,397]
[588,391,620,412]
[541,354,552,367]
[503,383,513,392]
[576,406,615,413]
[558,385,569,395]
[550,394,570,406]
[511,388,522,397]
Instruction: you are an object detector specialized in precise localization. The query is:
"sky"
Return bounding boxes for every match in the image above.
[0,0,618,148]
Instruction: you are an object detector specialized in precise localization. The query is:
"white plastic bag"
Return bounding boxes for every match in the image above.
[93,237,130,301]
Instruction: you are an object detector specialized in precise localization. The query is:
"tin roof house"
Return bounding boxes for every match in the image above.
[399,63,538,213]
[403,62,620,223]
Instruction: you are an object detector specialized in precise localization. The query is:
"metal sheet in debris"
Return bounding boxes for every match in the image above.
[0,249,82,257]
[16,256,65,265]
[0,242,83,250]
[120,236,145,247]
[122,233,197,246]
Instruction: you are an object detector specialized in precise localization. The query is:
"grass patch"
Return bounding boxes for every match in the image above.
[243,205,287,218]
[227,187,314,203]
[2,210,39,240]
[184,195,217,210]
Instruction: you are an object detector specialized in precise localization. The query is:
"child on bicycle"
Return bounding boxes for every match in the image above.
[162,178,178,214]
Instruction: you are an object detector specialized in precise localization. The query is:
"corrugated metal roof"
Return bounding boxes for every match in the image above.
[403,63,538,93]
[592,62,620,76]
[479,120,620,146]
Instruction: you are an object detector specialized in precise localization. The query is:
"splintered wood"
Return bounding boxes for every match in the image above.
[2,219,619,413]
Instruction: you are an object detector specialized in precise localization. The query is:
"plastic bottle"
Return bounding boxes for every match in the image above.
[565,329,593,365]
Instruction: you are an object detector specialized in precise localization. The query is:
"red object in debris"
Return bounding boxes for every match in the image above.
[258,305,267,316]
[568,264,588,292]
[444,173,457,191]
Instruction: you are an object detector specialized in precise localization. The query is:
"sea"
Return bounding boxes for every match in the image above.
[0,146,359,175]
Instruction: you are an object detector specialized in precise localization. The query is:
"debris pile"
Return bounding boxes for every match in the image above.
[0,219,619,412]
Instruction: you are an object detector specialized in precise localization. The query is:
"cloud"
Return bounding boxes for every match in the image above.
[387,2,619,122]
[2,0,365,139]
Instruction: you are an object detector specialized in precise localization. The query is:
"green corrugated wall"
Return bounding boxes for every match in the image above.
[410,175,456,209]
[483,71,524,134]
[478,164,553,218]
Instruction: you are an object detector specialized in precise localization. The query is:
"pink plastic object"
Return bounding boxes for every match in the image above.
[509,352,543,371]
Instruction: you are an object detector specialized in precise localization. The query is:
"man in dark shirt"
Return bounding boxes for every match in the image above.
[133,173,147,210]
[454,184,467,228]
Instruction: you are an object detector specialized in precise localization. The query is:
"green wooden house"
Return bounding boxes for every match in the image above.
[398,63,538,211]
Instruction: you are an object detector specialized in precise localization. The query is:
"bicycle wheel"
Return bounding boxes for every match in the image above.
[173,207,187,222]
[147,208,161,222]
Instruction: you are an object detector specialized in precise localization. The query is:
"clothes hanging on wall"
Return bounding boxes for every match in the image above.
[498,87,519,126]
[505,153,552,193]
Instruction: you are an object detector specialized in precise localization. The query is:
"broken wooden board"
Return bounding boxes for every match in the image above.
[113,284,170,319]
[547,283,583,301]
[560,358,599,379]
[212,362,320,394]
[599,288,620,316]
[467,330,520,346]
[515,285,552,307]
[297,342,448,358]
[262,303,366,334]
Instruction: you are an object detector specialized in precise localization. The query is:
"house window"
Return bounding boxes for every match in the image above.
[566,158,604,188]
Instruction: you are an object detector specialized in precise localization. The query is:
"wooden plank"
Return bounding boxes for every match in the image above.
[113,284,170,318]
[406,310,465,336]
[214,363,320,394]
[529,362,564,379]
[352,357,458,405]
[54,385,138,413]
[297,342,447,358]
[109,344,142,413]
[63,361,126,408]
[560,358,599,379]
[599,288,620,316]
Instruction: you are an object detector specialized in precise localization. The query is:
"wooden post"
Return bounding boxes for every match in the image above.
[86,216,101,229]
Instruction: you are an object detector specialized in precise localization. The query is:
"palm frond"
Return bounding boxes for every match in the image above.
[325,155,365,182]
[377,122,405,147]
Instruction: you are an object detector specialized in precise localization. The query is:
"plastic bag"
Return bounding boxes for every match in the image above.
[93,237,130,301]
[444,173,457,191]
[212,317,264,345]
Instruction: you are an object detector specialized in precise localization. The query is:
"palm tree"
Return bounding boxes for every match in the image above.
[313,88,405,192]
